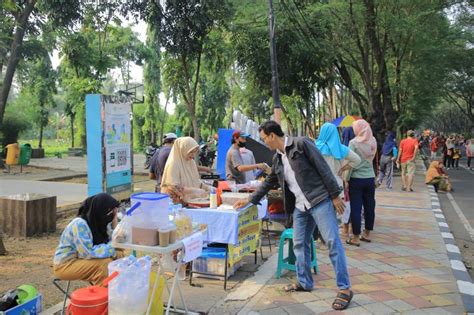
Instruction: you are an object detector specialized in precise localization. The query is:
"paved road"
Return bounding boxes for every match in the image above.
[434,157,474,278]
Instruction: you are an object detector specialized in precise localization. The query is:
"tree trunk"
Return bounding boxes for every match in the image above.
[0,0,37,124]
[39,124,44,148]
[70,114,75,148]
[0,231,6,255]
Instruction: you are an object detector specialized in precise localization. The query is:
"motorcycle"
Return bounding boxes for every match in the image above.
[144,144,158,169]
[199,143,216,167]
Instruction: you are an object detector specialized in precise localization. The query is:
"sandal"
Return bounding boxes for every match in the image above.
[283,283,311,292]
[332,290,354,310]
[346,238,360,247]
[360,236,372,242]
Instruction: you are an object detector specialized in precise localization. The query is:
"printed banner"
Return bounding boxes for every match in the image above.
[103,96,132,194]
[228,205,261,266]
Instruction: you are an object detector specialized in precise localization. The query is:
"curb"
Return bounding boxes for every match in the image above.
[423,160,474,312]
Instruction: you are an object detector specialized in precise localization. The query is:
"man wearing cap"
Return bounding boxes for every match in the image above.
[397,130,419,192]
[150,133,177,191]
[226,130,268,184]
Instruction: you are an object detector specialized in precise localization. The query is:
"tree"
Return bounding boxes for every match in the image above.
[151,0,233,140]
[0,0,83,126]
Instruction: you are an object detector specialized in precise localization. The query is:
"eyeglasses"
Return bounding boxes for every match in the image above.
[260,134,270,142]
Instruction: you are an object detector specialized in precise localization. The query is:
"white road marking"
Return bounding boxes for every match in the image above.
[447,192,474,241]
[446,244,460,254]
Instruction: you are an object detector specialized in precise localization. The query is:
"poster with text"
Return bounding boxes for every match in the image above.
[103,96,132,194]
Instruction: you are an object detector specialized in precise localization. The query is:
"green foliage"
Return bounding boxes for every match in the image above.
[0,112,28,148]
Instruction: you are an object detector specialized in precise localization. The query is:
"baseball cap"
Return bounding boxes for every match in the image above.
[407,130,415,137]
[232,130,250,139]
[164,133,177,140]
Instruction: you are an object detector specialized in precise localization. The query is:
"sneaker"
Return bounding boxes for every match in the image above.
[386,187,393,191]
[446,167,450,170]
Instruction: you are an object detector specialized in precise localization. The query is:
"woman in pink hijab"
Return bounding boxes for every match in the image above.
[344,119,377,246]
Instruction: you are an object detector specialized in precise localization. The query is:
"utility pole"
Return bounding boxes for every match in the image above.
[268,0,282,123]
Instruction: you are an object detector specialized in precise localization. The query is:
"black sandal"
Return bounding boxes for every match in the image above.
[346,238,360,247]
[360,236,372,243]
[283,283,311,292]
[332,290,353,310]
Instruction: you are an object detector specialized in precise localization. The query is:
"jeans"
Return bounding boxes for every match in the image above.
[349,178,376,235]
[468,157,473,168]
[378,155,393,189]
[293,198,351,290]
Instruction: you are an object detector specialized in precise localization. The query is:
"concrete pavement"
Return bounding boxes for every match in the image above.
[210,161,474,314]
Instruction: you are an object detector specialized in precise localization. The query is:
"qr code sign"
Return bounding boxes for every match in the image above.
[117,150,127,166]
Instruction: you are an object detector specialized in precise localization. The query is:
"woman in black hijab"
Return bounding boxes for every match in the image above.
[53,193,123,284]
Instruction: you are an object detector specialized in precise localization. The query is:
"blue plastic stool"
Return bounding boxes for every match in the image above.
[276,228,318,278]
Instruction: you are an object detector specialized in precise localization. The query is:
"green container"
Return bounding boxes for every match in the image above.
[19,144,32,165]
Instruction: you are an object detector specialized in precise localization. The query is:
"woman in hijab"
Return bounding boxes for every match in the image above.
[342,127,355,146]
[315,123,361,238]
[377,132,398,190]
[425,160,452,192]
[160,137,212,203]
[345,120,377,246]
[53,193,123,284]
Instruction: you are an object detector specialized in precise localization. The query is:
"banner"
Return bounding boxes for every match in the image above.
[228,205,261,267]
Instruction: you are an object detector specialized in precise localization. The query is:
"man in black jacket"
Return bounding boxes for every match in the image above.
[235,121,353,311]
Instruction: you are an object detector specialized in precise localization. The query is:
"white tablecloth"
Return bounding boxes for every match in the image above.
[183,202,266,245]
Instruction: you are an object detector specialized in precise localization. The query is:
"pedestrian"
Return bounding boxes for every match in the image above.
[466,139,474,170]
[377,131,398,190]
[445,135,455,169]
[345,119,377,246]
[225,130,269,184]
[342,126,355,146]
[452,147,461,169]
[234,121,354,311]
[396,130,419,192]
[149,133,177,192]
[53,193,124,285]
[430,134,439,160]
[315,123,361,239]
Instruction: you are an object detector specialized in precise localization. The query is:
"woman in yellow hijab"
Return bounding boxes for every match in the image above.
[160,137,212,203]
[425,160,452,192]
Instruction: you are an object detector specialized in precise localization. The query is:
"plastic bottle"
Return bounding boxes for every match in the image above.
[209,188,217,208]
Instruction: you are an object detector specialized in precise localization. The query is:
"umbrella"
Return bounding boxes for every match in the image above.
[330,115,362,127]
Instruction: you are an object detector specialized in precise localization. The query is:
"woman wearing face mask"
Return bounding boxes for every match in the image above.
[225,130,269,184]
[53,193,123,284]
[161,137,213,203]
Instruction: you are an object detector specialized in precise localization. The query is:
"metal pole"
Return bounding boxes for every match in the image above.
[268,0,282,123]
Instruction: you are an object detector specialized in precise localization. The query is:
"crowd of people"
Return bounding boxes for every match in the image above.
[51,117,472,312]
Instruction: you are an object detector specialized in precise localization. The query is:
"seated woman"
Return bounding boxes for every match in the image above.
[161,137,212,204]
[425,160,452,192]
[53,193,123,285]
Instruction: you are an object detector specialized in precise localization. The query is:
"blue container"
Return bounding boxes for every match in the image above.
[0,294,42,315]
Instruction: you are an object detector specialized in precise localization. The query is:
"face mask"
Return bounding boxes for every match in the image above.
[238,142,246,148]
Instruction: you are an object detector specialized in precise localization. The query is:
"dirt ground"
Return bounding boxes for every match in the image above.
[0,215,82,308]
[0,174,150,308]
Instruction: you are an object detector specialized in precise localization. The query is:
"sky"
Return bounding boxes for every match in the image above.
[51,18,176,114]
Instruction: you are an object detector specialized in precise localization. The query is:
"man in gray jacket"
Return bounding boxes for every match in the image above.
[234,121,353,311]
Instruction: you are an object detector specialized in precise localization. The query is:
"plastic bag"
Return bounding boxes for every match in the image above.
[112,215,131,243]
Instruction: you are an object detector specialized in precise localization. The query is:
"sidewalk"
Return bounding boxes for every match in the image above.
[213,161,473,314]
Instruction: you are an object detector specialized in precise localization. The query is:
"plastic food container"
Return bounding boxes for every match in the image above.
[129,193,170,229]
